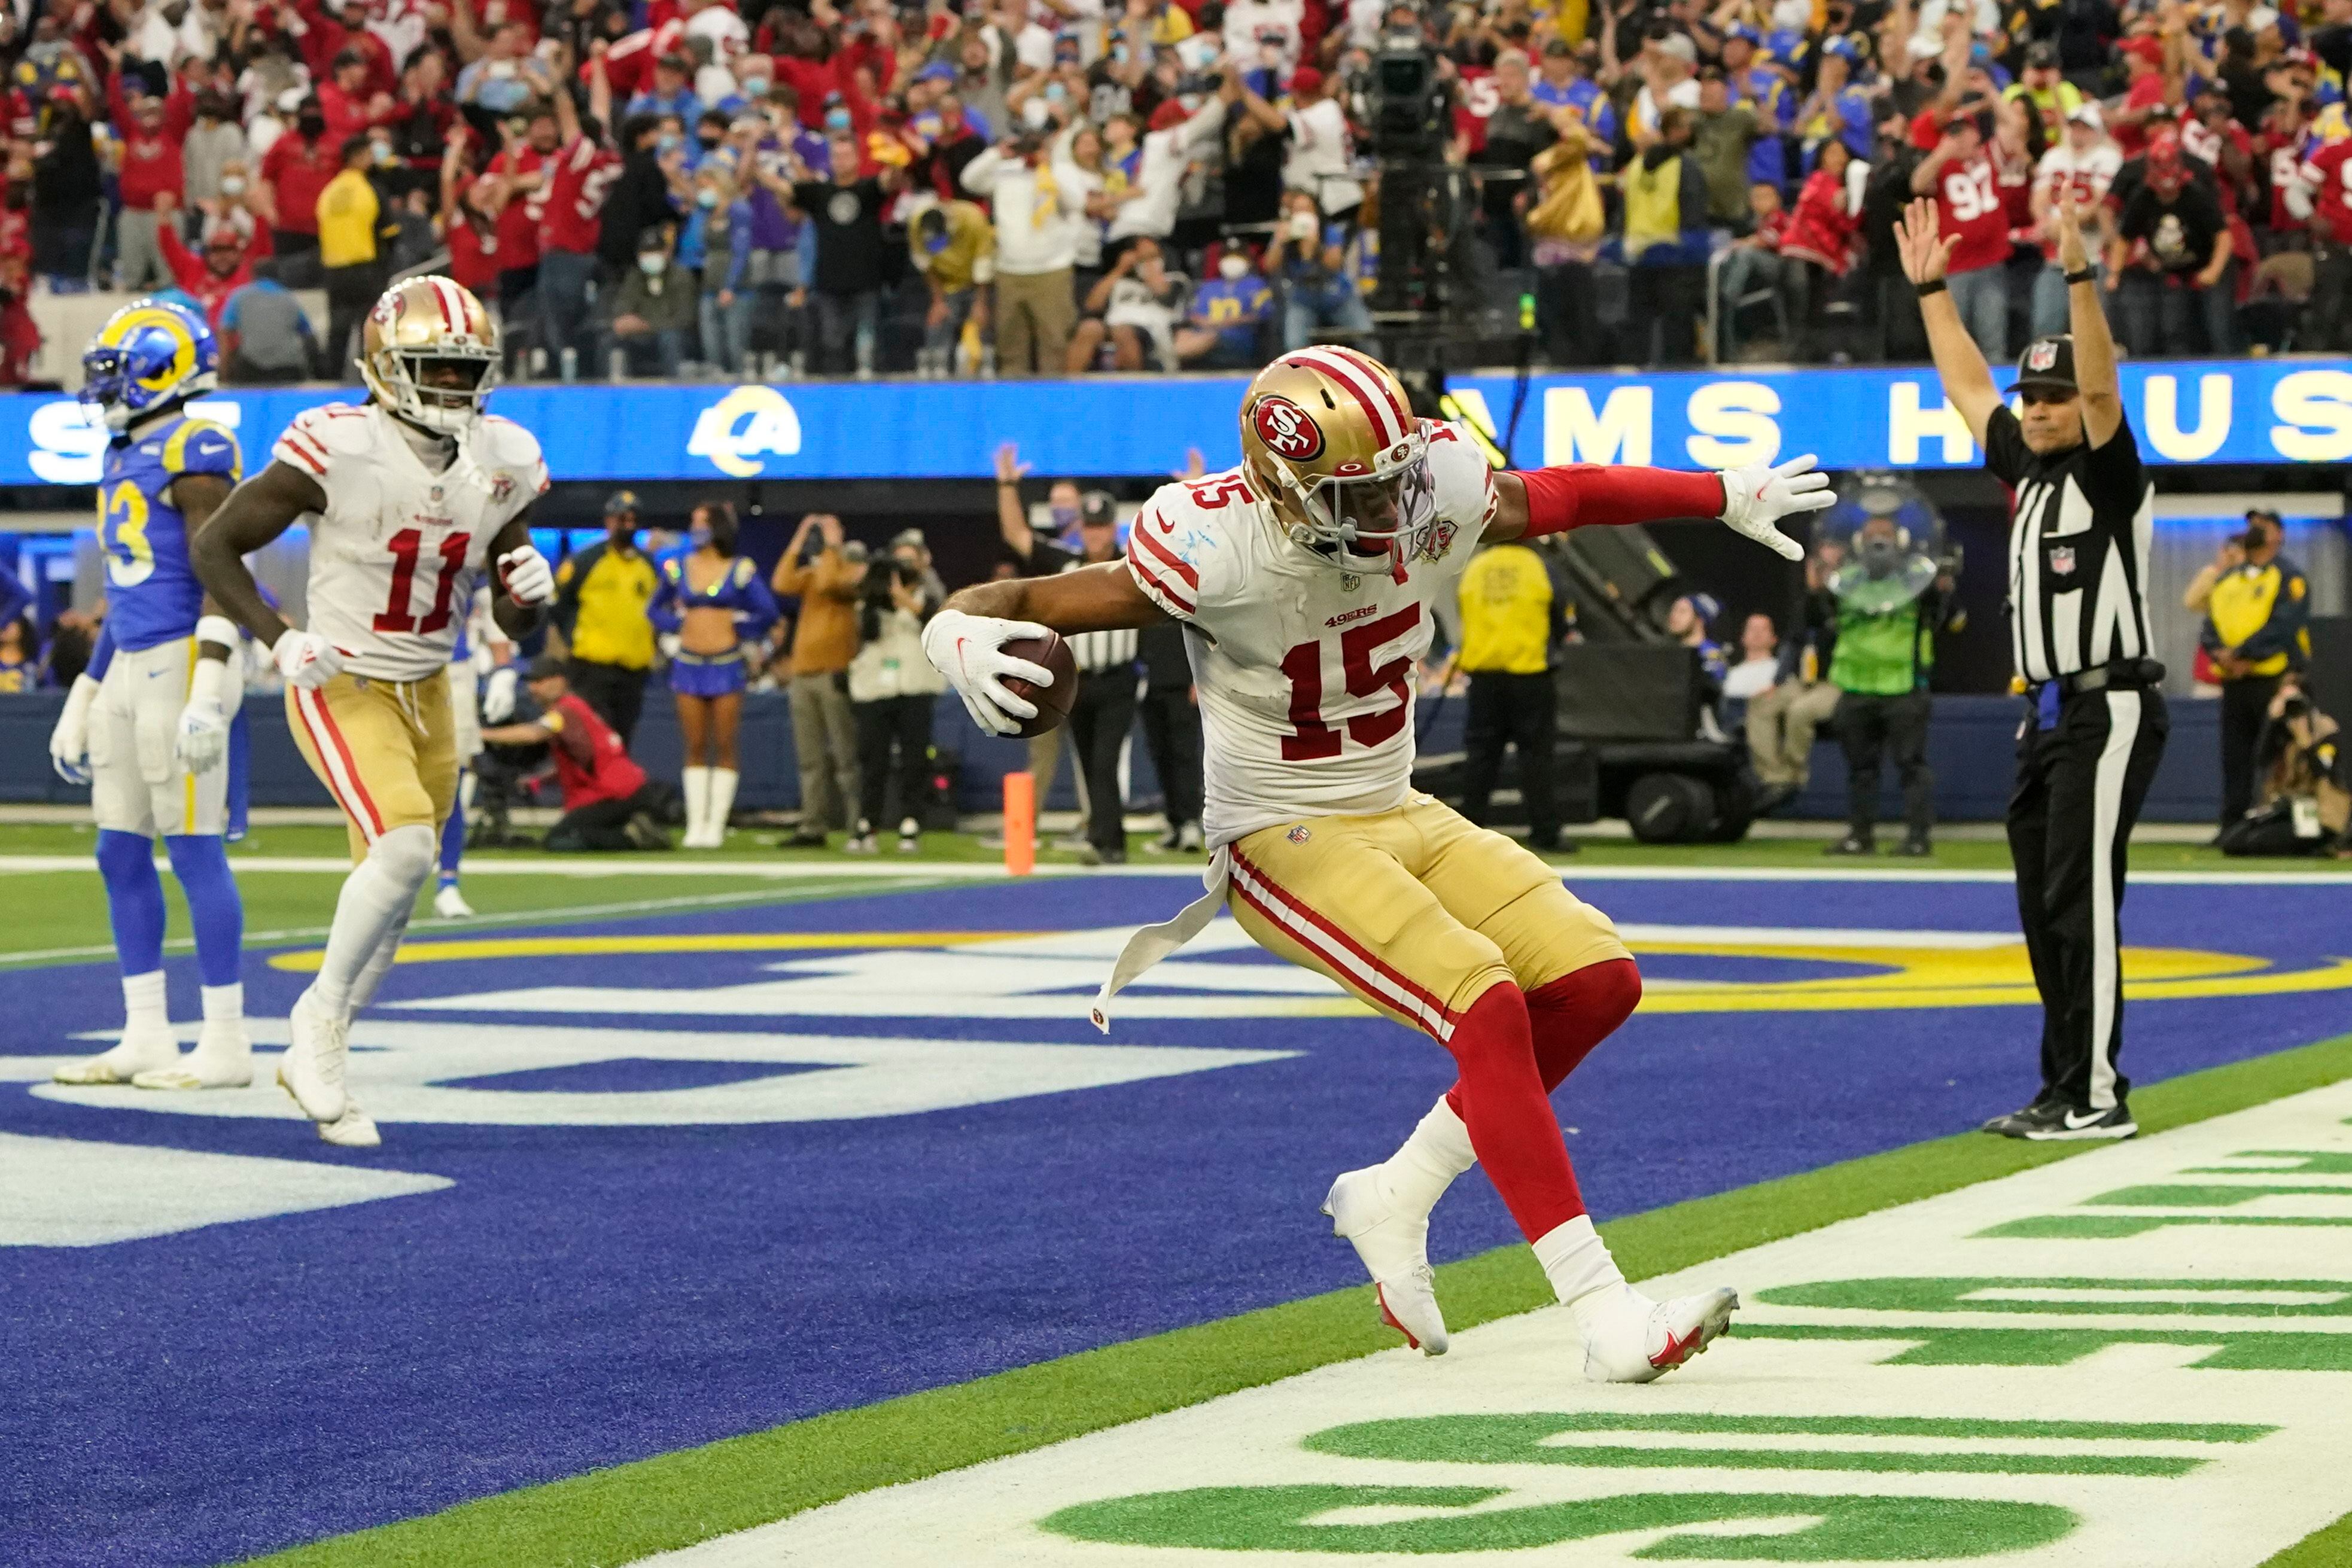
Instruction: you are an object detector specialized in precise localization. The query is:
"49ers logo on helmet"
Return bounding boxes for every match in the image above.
[1252,395,1325,461]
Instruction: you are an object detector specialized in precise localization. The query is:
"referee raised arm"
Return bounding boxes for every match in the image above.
[1895,188,2167,1143]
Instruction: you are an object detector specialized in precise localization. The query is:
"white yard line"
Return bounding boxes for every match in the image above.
[647,1080,2352,1568]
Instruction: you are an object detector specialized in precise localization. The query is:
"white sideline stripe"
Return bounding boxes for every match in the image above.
[1228,855,1452,1040]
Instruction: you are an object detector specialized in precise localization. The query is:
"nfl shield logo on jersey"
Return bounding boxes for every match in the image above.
[2050,545,2076,576]
[1251,396,1325,462]
[1286,824,1312,844]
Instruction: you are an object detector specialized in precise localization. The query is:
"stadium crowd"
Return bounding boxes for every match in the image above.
[5,0,2352,377]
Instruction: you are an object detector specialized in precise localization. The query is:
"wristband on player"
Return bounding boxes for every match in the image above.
[194,614,241,653]
[185,650,231,704]
[2064,266,2097,285]
[1514,464,1729,538]
[1915,278,1949,298]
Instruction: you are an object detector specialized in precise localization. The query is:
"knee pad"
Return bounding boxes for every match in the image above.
[96,828,157,884]
[369,823,439,893]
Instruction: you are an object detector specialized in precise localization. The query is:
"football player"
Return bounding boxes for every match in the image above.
[926,346,1831,1382]
[191,276,556,1147]
[48,300,253,1092]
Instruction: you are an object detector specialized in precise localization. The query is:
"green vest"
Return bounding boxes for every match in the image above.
[1830,597,1933,695]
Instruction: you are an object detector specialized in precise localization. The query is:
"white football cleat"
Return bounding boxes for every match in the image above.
[53,1029,181,1085]
[1323,1167,1449,1355]
[278,988,350,1125]
[132,1024,254,1090]
[433,883,476,919]
[318,1101,381,1148]
[1576,1283,1740,1384]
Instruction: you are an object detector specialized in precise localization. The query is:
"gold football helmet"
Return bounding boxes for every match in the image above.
[1237,346,1435,567]
[358,275,500,434]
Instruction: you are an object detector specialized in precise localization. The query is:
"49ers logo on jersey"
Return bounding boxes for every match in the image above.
[1252,395,1324,461]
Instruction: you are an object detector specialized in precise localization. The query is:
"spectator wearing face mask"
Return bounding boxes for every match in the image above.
[960,128,1081,376]
[601,223,695,377]
[260,97,339,266]
[1270,188,1373,349]
[1067,235,1186,369]
[183,92,248,208]
[682,157,756,375]
[1176,244,1274,369]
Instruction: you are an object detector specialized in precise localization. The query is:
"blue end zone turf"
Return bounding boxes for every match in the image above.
[4,871,2349,1567]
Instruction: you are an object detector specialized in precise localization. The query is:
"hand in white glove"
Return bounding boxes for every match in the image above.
[174,656,232,774]
[496,545,557,606]
[50,673,100,785]
[921,608,1055,738]
[1716,453,1834,562]
[272,628,344,690]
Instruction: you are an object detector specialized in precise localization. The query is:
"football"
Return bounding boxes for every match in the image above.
[1001,631,1079,737]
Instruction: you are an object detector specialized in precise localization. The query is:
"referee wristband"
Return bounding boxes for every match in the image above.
[2064,266,2097,285]
[1915,278,1948,299]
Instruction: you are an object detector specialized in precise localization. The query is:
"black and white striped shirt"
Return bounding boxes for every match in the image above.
[1985,407,2155,684]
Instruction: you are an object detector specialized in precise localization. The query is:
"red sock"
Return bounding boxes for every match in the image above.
[1526,958,1643,1092]
[1439,984,1586,1243]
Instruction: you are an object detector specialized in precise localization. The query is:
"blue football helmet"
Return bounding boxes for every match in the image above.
[81,299,220,433]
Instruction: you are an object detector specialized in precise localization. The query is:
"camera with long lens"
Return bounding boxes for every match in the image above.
[1367,25,1450,159]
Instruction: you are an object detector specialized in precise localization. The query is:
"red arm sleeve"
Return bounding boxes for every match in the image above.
[1511,465,1727,538]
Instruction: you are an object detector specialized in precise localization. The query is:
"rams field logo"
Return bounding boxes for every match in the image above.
[1252,395,1324,461]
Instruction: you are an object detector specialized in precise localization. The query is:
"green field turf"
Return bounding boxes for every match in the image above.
[241,1028,2352,1568]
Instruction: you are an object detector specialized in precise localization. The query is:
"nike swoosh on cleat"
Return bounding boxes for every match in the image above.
[1650,1325,1698,1369]
[1375,1285,1420,1350]
[2062,1109,2107,1129]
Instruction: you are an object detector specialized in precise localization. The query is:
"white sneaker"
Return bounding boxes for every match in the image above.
[53,1028,181,1085]
[132,1023,254,1089]
[278,988,350,1125]
[433,883,476,919]
[318,1100,381,1148]
[1575,1283,1739,1384]
[1323,1167,1449,1355]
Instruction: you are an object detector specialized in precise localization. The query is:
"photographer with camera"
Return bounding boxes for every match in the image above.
[847,540,948,855]
[2218,674,2347,857]
[2192,509,2314,833]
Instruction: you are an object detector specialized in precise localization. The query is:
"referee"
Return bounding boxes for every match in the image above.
[1897,188,2167,1142]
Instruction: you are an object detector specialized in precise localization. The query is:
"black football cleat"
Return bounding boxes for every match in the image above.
[1986,1100,2137,1141]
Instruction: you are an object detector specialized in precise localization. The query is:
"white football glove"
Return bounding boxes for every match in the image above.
[272,628,344,690]
[496,545,557,607]
[922,608,1055,738]
[1715,454,1834,562]
[50,672,100,785]
[174,653,233,774]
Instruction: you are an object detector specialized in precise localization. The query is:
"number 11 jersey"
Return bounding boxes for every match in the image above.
[273,403,549,682]
[1125,421,1498,848]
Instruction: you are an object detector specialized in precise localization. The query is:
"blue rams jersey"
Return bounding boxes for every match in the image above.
[97,413,242,653]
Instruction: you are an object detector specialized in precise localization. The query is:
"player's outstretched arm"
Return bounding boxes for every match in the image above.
[1489,455,1830,561]
[927,563,1171,737]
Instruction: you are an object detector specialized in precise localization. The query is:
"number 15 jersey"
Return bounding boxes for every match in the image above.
[273,403,549,682]
[1125,421,1498,848]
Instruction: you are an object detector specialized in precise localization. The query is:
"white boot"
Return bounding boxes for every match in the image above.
[706,767,739,849]
[433,881,476,919]
[1320,1097,1478,1355]
[134,1015,252,1089]
[1571,1281,1741,1384]
[681,765,712,848]
[278,986,350,1124]
[55,972,178,1084]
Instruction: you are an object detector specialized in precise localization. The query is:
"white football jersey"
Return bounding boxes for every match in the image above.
[1127,420,1498,847]
[273,403,549,682]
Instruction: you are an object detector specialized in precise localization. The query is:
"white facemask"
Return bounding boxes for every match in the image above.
[640,253,668,275]
[1218,254,1250,280]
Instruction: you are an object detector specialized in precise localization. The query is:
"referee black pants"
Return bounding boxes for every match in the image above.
[1460,671,1559,848]
[2218,674,2281,829]
[2006,687,2170,1113]
[1067,668,1138,857]
[1137,683,1203,831]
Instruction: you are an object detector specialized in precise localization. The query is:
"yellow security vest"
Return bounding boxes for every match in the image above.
[1456,544,1554,675]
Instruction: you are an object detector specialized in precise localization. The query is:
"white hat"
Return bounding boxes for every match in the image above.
[2067,101,2104,130]
[1657,32,1697,63]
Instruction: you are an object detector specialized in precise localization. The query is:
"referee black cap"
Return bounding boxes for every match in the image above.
[2015,334,2077,397]
[1080,489,1119,526]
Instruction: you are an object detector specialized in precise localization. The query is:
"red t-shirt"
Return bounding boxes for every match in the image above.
[2114,75,2169,157]
[538,134,620,256]
[318,78,387,143]
[546,692,647,809]
[487,144,545,270]
[1927,151,2012,274]
[117,129,182,209]
[2301,136,2352,246]
[446,214,500,293]
[261,133,339,236]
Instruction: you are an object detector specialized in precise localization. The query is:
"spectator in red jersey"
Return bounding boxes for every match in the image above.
[109,93,185,290]
[538,48,622,373]
[2110,35,2178,158]
[480,656,671,851]
[1909,110,2012,360]
[152,190,256,325]
[259,97,339,269]
[1715,181,1790,360]
[1779,135,1863,358]
[2111,130,2234,356]
[318,46,395,142]
[2293,124,2352,349]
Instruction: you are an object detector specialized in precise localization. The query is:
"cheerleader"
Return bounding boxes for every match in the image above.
[652,503,780,848]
